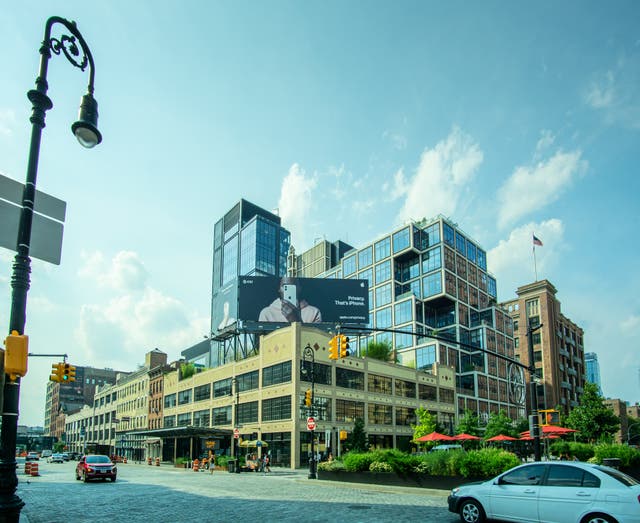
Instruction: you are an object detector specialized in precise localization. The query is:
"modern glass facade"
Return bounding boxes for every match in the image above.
[319,216,522,424]
[585,352,602,395]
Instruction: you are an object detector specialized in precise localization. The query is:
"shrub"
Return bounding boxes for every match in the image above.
[459,448,520,478]
[342,452,375,472]
[318,459,345,472]
[216,455,229,469]
[592,444,640,467]
[369,461,393,472]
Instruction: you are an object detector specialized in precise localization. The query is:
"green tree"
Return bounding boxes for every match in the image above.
[565,382,620,443]
[411,407,437,441]
[484,410,517,439]
[180,362,196,380]
[456,409,481,436]
[362,340,396,362]
[345,417,368,452]
[53,441,65,453]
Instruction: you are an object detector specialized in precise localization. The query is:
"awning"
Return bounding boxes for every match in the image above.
[144,438,161,445]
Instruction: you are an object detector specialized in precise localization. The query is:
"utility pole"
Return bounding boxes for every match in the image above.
[527,319,543,462]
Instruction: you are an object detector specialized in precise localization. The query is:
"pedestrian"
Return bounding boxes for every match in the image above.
[209,454,215,474]
[265,454,271,473]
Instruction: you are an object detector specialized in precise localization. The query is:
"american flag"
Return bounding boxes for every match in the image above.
[533,234,543,247]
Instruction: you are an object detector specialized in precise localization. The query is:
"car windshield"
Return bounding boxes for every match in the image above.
[86,455,111,464]
[594,466,640,487]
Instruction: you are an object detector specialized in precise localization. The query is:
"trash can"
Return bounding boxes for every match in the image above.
[227,459,236,473]
[602,458,621,469]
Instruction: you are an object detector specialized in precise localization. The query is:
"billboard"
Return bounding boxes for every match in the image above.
[212,281,238,334]
[238,276,369,325]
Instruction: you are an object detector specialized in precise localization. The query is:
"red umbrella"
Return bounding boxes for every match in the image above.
[486,434,518,442]
[520,426,578,436]
[416,431,456,442]
[454,433,482,441]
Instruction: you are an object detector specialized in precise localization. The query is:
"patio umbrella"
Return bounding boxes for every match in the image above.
[454,433,481,441]
[520,426,578,437]
[486,434,518,442]
[239,440,268,448]
[416,431,456,442]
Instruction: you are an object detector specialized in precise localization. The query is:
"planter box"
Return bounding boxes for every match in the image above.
[316,470,486,490]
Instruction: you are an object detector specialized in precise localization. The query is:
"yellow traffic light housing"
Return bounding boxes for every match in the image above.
[328,335,339,360]
[3,330,29,381]
[50,362,64,382]
[339,335,350,358]
[64,363,77,382]
[304,389,312,407]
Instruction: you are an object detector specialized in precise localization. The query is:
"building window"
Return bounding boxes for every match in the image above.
[335,399,365,422]
[466,242,477,264]
[299,362,332,386]
[163,415,176,428]
[343,255,357,276]
[164,394,176,409]
[443,222,455,248]
[375,307,392,329]
[395,379,416,399]
[194,384,211,402]
[375,283,392,307]
[532,333,541,345]
[178,389,192,405]
[237,371,259,392]
[212,406,231,425]
[418,383,437,401]
[368,374,392,394]
[263,361,292,387]
[395,332,413,349]
[395,406,415,426]
[422,246,441,274]
[177,413,191,427]
[375,260,391,284]
[368,403,393,425]
[439,389,455,403]
[358,267,373,287]
[477,248,487,270]
[262,395,292,422]
[237,401,259,424]
[336,368,365,390]
[455,231,466,255]
[193,409,210,427]
[526,299,540,318]
[416,345,436,370]
[358,246,373,268]
[393,227,411,253]
[213,378,232,398]
[375,237,391,261]
[423,272,442,297]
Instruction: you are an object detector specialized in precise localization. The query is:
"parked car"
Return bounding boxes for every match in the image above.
[41,450,52,458]
[61,452,70,461]
[448,461,640,523]
[47,453,65,463]
[25,452,39,461]
[430,444,463,452]
[76,454,117,482]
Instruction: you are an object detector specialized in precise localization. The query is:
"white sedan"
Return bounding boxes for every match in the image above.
[448,461,640,523]
[47,453,65,463]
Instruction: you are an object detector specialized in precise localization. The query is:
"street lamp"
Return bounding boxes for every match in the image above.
[232,377,240,473]
[301,343,316,479]
[0,16,101,522]
[527,319,543,462]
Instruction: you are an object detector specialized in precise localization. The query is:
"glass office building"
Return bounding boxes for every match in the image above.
[585,352,602,395]
[210,199,291,366]
[318,216,523,422]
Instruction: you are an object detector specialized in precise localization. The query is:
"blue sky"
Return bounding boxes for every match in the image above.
[1,1,638,426]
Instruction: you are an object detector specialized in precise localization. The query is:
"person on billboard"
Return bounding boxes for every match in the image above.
[258,276,322,323]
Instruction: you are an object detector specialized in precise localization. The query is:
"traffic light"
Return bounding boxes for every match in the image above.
[339,430,348,441]
[328,335,339,360]
[541,409,560,426]
[339,335,350,358]
[304,389,312,407]
[50,362,64,382]
[3,330,29,381]
[65,363,77,382]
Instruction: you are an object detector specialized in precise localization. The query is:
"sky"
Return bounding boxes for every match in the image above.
[1,1,638,427]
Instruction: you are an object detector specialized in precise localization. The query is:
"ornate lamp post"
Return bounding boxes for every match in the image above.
[301,343,316,479]
[527,319,543,462]
[0,16,101,522]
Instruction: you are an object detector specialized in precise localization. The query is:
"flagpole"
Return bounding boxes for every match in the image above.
[533,244,538,281]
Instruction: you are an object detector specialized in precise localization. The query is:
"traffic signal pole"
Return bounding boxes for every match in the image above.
[527,320,543,462]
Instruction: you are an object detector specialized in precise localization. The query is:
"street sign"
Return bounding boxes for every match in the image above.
[233,428,239,439]
[307,417,316,431]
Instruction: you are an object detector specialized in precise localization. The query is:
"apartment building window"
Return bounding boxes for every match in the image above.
[416,345,436,370]
[164,415,176,428]
[444,247,455,271]
[418,383,437,401]
[194,384,211,402]
[455,232,466,255]
[532,332,541,345]
[177,413,191,427]
[213,378,232,397]
[375,237,391,261]
[375,260,391,284]
[359,267,373,286]
[534,350,543,362]
[526,299,540,318]
[439,388,454,404]
[422,246,441,273]
[477,248,487,270]
[394,299,412,325]
[375,307,392,329]
[193,409,210,427]
[237,371,259,392]
[343,255,356,276]
[358,246,373,268]
[368,403,393,425]
[395,332,413,349]
[395,379,416,399]
[396,406,415,426]
[336,368,364,390]
[238,401,258,424]
[376,283,392,307]
[262,395,291,422]
[393,227,411,253]
[212,406,231,425]
[300,362,332,386]
[178,389,192,405]
[466,242,477,264]
[368,374,392,394]
[164,394,176,409]
[443,222,455,247]
[263,361,292,387]
[335,399,365,422]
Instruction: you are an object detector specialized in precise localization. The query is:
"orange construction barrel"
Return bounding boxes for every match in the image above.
[30,462,39,476]
[24,462,32,475]
[147,457,152,465]
[155,457,160,466]
[193,459,199,472]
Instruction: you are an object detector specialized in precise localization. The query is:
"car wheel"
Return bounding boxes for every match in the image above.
[82,472,88,483]
[111,477,116,482]
[459,499,486,523]
[581,514,616,523]
[75,472,80,480]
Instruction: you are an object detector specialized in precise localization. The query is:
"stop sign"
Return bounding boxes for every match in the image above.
[307,417,316,431]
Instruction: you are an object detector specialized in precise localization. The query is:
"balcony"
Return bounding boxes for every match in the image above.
[567,368,577,377]
[576,386,584,393]
[559,348,570,358]
[561,381,572,390]
[558,363,565,371]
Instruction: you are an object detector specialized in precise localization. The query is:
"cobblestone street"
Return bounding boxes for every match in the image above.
[17,460,457,523]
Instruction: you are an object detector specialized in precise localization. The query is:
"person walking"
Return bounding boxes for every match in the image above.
[264,454,271,473]
[209,454,215,474]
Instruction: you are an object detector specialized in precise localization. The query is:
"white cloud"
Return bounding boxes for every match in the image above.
[584,71,615,109]
[396,127,483,223]
[535,130,555,157]
[620,315,640,333]
[79,250,148,291]
[0,108,16,136]
[497,150,586,229]
[278,163,318,250]
[488,219,564,300]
